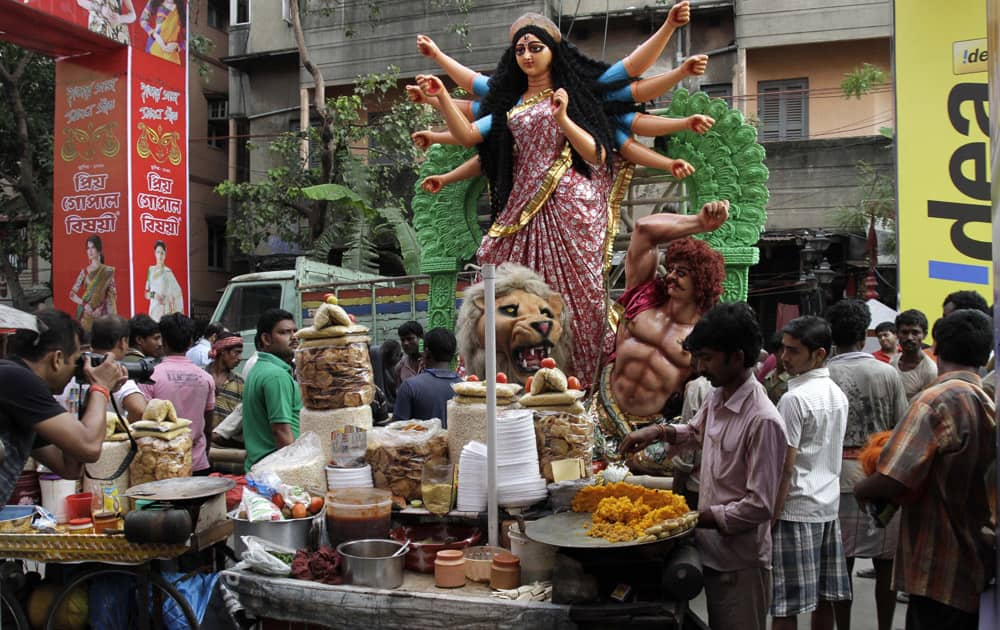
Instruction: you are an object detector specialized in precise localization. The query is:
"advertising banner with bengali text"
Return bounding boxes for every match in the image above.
[52,51,130,331]
[129,11,189,322]
[895,0,990,325]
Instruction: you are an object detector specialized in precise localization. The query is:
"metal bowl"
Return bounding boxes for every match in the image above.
[336,538,406,589]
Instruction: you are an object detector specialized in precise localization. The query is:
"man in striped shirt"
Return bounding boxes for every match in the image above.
[856,309,995,630]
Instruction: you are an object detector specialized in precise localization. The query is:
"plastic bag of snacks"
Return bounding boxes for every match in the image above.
[533,411,595,482]
[366,419,448,500]
[129,432,192,486]
[250,432,326,494]
[295,341,375,410]
[237,488,283,522]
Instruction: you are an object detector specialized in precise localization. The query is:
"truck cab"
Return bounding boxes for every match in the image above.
[210,257,380,369]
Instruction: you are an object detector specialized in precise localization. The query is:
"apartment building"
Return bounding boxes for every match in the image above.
[188,0,235,318]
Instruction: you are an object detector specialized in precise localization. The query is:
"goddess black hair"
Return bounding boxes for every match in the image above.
[477,25,630,219]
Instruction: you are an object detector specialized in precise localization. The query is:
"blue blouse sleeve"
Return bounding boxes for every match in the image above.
[473,114,493,137]
[598,60,632,86]
[614,128,631,149]
[472,74,490,97]
[604,83,635,103]
[615,112,637,131]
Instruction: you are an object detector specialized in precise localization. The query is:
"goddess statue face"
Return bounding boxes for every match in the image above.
[514,34,552,79]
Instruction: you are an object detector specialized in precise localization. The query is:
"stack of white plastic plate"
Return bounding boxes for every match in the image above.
[456,441,487,512]
[325,464,373,489]
[495,409,548,508]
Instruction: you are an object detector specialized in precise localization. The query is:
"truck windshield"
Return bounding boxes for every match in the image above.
[219,284,283,333]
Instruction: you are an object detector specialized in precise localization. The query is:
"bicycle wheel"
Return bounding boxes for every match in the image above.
[44,567,199,630]
[0,587,29,630]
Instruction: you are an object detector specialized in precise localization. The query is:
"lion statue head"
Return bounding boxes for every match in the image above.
[456,263,573,385]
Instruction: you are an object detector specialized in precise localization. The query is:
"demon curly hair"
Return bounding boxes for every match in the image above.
[477,25,628,219]
[662,237,725,314]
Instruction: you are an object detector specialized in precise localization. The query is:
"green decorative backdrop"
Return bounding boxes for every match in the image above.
[410,90,769,329]
[664,88,769,302]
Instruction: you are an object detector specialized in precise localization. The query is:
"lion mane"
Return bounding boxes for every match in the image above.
[456,263,573,383]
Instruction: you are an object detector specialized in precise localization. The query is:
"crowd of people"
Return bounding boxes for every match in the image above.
[0,303,465,484]
[0,286,994,630]
[622,291,996,630]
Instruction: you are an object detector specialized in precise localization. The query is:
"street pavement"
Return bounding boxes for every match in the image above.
[688,558,908,629]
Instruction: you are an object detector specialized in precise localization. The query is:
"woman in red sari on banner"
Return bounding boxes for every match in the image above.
[413,5,712,387]
[69,235,117,331]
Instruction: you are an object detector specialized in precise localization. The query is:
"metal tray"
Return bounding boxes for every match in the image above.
[125,476,235,501]
[524,511,694,549]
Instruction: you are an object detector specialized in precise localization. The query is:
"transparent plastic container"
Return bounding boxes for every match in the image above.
[326,488,393,547]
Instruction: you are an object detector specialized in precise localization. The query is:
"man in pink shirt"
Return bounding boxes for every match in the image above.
[139,313,215,475]
[622,302,788,630]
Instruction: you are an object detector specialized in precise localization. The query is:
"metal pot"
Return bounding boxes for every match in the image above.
[336,538,406,588]
[230,514,320,558]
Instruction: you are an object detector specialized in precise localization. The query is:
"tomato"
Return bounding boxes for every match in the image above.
[467,374,480,382]
[496,372,508,384]
[540,357,557,369]
[272,493,285,509]
[291,503,308,519]
[567,376,581,390]
[308,496,324,514]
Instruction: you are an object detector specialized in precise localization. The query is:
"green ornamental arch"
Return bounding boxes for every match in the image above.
[410,89,769,330]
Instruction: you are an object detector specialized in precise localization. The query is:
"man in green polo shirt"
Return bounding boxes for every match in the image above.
[243,308,301,471]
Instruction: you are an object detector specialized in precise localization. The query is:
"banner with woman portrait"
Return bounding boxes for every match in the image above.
[128,0,189,321]
[24,0,189,326]
[51,50,130,331]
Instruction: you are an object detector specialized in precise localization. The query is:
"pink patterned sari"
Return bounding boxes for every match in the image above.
[477,91,633,387]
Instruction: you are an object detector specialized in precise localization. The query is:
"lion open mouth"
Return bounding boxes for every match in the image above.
[512,343,552,373]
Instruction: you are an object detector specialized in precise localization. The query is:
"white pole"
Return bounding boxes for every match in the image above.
[483,264,499,546]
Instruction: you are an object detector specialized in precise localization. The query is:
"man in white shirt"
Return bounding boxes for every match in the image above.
[772,316,851,630]
[186,321,226,369]
[56,315,148,422]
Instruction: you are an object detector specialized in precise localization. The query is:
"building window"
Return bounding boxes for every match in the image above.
[757,78,808,141]
[207,98,228,149]
[701,83,732,104]
[207,220,228,271]
[207,0,228,30]
[230,0,249,25]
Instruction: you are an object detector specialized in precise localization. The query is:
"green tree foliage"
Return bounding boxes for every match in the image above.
[216,67,437,275]
[836,63,896,256]
[841,63,887,100]
[834,160,896,251]
[0,43,54,309]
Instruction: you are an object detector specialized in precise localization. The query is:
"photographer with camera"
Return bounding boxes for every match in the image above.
[0,309,126,504]
[56,315,151,423]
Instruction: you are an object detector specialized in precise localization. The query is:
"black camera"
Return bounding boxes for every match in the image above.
[75,352,156,385]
